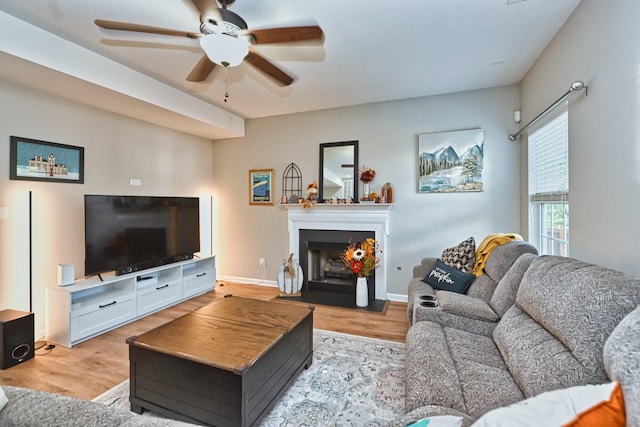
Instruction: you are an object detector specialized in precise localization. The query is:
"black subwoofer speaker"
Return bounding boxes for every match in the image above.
[0,309,34,370]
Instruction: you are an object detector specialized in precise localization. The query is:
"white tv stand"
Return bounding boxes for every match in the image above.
[46,255,216,348]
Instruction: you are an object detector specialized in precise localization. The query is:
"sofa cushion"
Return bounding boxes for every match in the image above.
[493,305,588,397]
[603,305,640,427]
[494,256,640,398]
[423,260,475,294]
[482,241,538,283]
[443,327,524,418]
[464,274,496,303]
[405,321,524,419]
[437,292,499,322]
[489,252,537,318]
[441,237,476,273]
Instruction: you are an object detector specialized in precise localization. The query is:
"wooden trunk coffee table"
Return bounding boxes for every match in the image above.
[126,295,314,426]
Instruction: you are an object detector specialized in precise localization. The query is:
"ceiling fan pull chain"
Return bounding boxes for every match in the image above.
[224,66,230,102]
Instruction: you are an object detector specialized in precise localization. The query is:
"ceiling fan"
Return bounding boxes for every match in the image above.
[94,0,324,86]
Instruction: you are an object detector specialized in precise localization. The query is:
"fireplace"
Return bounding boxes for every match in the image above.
[284,204,392,309]
[299,229,375,299]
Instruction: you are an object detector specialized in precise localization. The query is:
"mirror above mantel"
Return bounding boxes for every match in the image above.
[319,141,359,202]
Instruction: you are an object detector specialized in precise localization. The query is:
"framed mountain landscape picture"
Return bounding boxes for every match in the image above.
[249,169,274,205]
[418,128,484,193]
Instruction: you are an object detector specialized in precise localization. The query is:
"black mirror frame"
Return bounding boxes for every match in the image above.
[319,140,359,202]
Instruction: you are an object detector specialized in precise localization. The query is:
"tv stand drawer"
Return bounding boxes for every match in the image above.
[71,295,135,343]
[137,279,182,316]
[183,268,215,298]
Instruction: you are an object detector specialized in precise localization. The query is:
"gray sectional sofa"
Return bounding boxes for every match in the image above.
[407,240,538,331]
[394,254,640,426]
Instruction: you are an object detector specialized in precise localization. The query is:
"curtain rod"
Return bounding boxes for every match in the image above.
[509,80,587,141]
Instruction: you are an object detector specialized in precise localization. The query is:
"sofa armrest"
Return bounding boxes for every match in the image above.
[413,257,438,279]
[412,298,497,337]
[437,291,500,322]
[0,386,195,427]
[0,386,134,426]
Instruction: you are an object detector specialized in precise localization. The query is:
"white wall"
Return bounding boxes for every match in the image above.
[212,85,522,298]
[519,0,640,276]
[0,81,215,337]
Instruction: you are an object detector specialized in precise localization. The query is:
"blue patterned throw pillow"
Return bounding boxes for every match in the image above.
[422,259,475,294]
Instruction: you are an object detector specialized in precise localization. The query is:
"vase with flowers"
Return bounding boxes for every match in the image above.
[359,166,376,201]
[341,238,381,307]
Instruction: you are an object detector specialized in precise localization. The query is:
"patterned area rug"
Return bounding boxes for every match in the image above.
[93,329,405,426]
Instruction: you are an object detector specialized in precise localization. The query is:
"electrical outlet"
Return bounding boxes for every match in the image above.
[259,258,266,268]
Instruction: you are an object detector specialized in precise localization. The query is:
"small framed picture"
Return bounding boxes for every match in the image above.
[10,136,85,184]
[249,169,274,205]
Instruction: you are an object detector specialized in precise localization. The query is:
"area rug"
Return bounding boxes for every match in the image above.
[93,329,406,426]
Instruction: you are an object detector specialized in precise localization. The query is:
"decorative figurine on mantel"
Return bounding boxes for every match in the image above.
[301,181,318,208]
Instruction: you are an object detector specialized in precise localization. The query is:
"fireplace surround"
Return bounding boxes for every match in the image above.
[284,204,391,307]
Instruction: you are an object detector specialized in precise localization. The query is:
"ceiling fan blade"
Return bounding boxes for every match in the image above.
[95,19,201,39]
[247,26,324,44]
[246,48,294,86]
[186,55,216,82]
[190,0,223,23]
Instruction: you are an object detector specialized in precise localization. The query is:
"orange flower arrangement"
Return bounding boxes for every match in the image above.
[341,238,381,278]
[359,167,376,183]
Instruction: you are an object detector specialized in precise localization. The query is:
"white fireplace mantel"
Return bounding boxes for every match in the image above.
[283,204,392,299]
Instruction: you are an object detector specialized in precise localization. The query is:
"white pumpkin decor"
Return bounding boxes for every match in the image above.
[277,253,304,295]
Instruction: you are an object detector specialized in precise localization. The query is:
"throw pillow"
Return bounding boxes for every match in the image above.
[422,259,475,294]
[441,237,476,273]
[563,381,625,426]
[406,415,463,427]
[471,381,625,427]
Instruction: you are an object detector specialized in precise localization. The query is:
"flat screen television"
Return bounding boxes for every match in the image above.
[84,195,200,277]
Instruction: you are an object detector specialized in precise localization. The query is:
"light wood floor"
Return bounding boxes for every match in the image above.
[0,281,409,401]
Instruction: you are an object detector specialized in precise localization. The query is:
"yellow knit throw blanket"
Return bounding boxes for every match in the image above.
[472,233,523,276]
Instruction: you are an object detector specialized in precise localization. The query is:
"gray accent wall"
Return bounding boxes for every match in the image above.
[212,85,522,297]
[519,0,640,277]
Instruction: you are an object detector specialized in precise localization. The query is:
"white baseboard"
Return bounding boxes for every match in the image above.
[217,275,278,287]
[386,293,408,303]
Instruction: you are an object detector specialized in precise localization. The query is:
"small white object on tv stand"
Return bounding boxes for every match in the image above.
[57,263,75,286]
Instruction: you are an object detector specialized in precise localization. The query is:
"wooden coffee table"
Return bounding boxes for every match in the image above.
[126,295,314,426]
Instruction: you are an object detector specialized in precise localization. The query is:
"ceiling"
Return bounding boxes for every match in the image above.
[0,0,582,139]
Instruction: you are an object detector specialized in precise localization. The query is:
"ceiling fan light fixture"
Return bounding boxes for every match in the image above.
[199,23,248,67]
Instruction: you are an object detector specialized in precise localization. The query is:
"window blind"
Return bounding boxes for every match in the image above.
[528,110,568,202]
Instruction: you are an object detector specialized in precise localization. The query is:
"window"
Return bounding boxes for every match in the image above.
[528,109,569,256]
